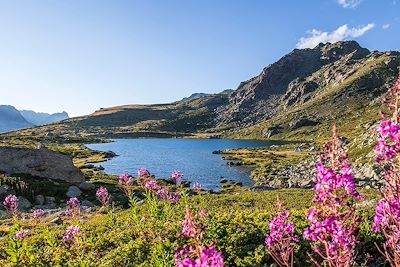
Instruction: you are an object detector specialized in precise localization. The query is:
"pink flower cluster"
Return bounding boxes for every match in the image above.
[265,200,298,267]
[67,197,79,208]
[175,244,225,267]
[175,208,225,267]
[304,126,361,266]
[14,229,30,241]
[193,182,201,191]
[145,179,160,191]
[119,173,133,186]
[3,194,18,216]
[63,226,81,242]
[66,197,80,217]
[372,70,400,264]
[375,120,400,163]
[138,168,150,178]
[96,186,109,207]
[32,209,45,218]
[118,173,135,197]
[170,170,183,184]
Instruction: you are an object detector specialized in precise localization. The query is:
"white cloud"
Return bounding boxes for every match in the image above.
[337,0,362,8]
[296,24,375,49]
[382,24,391,29]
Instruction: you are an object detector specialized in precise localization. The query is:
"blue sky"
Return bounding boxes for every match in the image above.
[0,0,398,116]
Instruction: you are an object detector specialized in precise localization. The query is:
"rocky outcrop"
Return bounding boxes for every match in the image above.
[0,147,85,184]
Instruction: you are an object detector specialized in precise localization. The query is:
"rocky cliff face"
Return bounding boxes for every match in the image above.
[217,41,377,126]
[0,147,85,184]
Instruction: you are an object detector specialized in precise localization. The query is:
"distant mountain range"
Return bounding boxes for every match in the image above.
[0,105,69,133]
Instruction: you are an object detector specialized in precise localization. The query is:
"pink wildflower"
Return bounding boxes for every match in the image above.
[14,229,30,241]
[265,198,299,267]
[175,244,225,267]
[304,126,361,266]
[32,209,45,218]
[193,182,201,190]
[372,70,400,265]
[175,208,225,266]
[138,168,150,178]
[63,226,81,242]
[67,197,79,208]
[96,186,109,207]
[3,194,18,216]
[170,170,183,184]
[145,179,160,191]
[168,192,181,203]
[155,188,169,199]
[119,173,133,185]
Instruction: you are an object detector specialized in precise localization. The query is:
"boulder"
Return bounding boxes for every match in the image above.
[34,195,45,206]
[18,196,32,211]
[81,200,95,208]
[79,182,95,191]
[66,186,82,198]
[262,127,283,138]
[0,147,85,184]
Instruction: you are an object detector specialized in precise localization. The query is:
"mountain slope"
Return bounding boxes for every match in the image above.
[0,105,33,133]
[7,41,400,143]
[20,110,69,126]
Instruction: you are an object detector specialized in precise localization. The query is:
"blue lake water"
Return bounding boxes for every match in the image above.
[86,139,278,190]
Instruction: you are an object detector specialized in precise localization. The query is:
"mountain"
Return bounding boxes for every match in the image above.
[179,93,210,102]
[0,105,33,133]
[8,41,400,145]
[20,110,69,126]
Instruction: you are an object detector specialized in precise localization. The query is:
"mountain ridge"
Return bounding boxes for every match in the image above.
[0,106,69,133]
[7,41,400,145]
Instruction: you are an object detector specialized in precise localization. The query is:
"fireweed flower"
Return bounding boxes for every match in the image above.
[63,226,81,242]
[193,182,201,191]
[265,198,299,267]
[170,170,183,184]
[168,192,181,203]
[155,188,169,199]
[118,173,135,197]
[32,209,45,218]
[175,208,225,266]
[14,229,30,241]
[67,197,79,208]
[3,194,18,216]
[304,126,361,267]
[118,173,133,186]
[145,179,160,191]
[66,197,80,217]
[373,70,400,265]
[138,168,150,178]
[179,208,200,239]
[96,186,109,207]
[175,244,225,267]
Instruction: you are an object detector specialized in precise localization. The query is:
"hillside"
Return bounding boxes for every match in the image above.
[8,41,399,144]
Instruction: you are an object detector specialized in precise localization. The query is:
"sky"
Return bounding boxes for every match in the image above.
[0,0,399,117]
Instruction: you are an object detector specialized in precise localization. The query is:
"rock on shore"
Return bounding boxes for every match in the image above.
[0,147,85,184]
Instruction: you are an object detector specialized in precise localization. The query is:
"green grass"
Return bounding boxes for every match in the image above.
[0,188,382,266]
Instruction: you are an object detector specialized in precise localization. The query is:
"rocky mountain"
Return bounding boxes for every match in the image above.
[179,93,210,102]
[8,41,400,143]
[0,105,33,133]
[20,110,69,126]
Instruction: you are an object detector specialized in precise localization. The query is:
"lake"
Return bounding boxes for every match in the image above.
[86,139,278,190]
